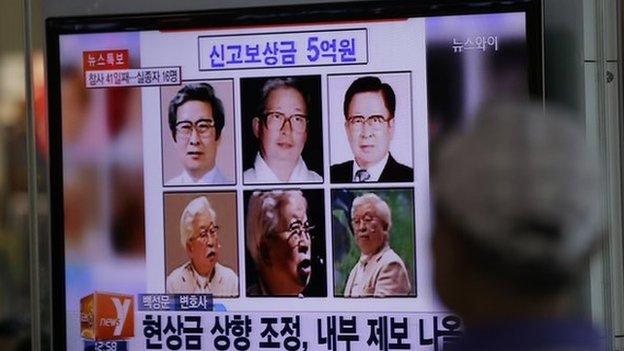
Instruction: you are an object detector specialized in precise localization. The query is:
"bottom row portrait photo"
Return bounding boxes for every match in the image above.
[162,188,416,298]
[244,189,327,297]
[164,192,240,297]
[332,188,416,298]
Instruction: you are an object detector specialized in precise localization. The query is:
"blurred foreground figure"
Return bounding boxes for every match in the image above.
[433,102,604,350]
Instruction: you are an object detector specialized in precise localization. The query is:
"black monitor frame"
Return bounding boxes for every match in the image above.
[46,1,542,349]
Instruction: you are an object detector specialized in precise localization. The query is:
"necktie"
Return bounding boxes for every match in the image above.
[354,169,371,182]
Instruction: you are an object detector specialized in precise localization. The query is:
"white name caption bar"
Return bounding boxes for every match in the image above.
[135,311,462,351]
[198,29,368,70]
[84,67,181,88]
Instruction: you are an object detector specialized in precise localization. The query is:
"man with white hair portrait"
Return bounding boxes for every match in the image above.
[166,196,238,296]
[344,193,411,297]
[245,189,325,296]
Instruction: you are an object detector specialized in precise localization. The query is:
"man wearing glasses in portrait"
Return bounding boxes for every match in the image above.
[166,196,238,296]
[243,77,323,184]
[344,193,411,297]
[166,83,229,185]
[246,190,318,296]
[331,76,413,183]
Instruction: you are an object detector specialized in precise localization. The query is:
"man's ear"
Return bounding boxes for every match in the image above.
[252,117,261,138]
[434,220,468,277]
[382,227,390,242]
[388,116,395,133]
[344,118,349,130]
[185,241,193,256]
[382,221,390,231]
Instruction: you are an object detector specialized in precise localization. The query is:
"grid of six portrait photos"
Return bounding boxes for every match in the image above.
[160,73,417,300]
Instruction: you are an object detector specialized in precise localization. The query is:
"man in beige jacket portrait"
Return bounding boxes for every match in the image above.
[344,193,411,297]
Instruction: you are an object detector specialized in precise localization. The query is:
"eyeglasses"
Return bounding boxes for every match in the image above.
[352,214,376,228]
[192,224,219,243]
[263,112,308,132]
[346,115,392,130]
[175,119,215,140]
[274,219,315,247]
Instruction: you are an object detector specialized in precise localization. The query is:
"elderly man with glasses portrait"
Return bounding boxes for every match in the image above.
[246,190,316,296]
[166,196,238,296]
[331,76,413,183]
[344,193,411,297]
[166,83,228,185]
[243,77,323,184]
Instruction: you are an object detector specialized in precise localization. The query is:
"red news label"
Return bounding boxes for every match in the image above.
[83,50,129,71]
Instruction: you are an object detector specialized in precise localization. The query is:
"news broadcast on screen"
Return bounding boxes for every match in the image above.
[46,1,541,350]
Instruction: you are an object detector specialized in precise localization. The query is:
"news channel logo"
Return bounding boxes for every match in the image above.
[80,292,134,350]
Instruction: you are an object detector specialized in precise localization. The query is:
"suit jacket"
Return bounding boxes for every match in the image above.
[344,245,411,297]
[330,154,413,183]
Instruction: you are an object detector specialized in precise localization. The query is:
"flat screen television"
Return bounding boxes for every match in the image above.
[46,1,542,349]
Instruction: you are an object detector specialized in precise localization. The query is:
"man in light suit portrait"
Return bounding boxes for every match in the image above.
[166,196,238,296]
[331,76,413,183]
[344,193,411,297]
[330,76,414,183]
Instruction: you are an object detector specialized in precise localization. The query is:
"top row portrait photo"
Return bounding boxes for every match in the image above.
[161,73,414,186]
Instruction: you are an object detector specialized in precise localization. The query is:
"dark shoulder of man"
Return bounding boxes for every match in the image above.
[378,155,413,182]
[330,161,353,183]
[246,283,261,296]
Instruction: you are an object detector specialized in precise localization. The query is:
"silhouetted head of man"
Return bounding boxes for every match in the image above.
[432,101,603,326]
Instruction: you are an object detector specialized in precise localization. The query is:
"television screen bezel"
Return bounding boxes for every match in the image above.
[45,1,542,348]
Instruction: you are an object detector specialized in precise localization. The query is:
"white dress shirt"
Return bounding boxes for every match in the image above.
[352,153,389,182]
[166,167,228,185]
[166,261,238,297]
[243,152,322,184]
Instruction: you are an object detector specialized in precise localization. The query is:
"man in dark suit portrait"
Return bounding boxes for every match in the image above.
[331,76,413,183]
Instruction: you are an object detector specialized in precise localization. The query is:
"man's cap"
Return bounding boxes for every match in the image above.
[433,101,603,278]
